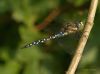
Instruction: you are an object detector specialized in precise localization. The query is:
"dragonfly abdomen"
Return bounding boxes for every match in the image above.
[22,32,66,48]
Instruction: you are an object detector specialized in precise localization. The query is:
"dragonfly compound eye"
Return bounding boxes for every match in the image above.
[77,21,84,31]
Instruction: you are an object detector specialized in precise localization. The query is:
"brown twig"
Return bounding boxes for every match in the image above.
[36,7,63,30]
[66,0,98,74]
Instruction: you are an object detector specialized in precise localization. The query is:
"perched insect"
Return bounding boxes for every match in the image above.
[22,21,84,48]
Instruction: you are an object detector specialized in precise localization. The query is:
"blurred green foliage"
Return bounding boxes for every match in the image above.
[0,0,100,74]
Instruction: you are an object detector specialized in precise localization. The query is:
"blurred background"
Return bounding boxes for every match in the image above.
[0,0,100,74]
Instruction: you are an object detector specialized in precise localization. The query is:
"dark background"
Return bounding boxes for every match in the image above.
[0,0,100,74]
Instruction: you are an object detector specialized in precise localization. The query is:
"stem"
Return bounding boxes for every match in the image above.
[66,0,98,74]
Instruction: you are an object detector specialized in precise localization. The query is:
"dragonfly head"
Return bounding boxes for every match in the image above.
[76,21,84,31]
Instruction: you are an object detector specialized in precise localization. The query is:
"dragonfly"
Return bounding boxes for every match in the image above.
[22,21,84,49]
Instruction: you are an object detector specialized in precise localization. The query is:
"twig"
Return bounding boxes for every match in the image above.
[36,7,63,30]
[66,0,98,74]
